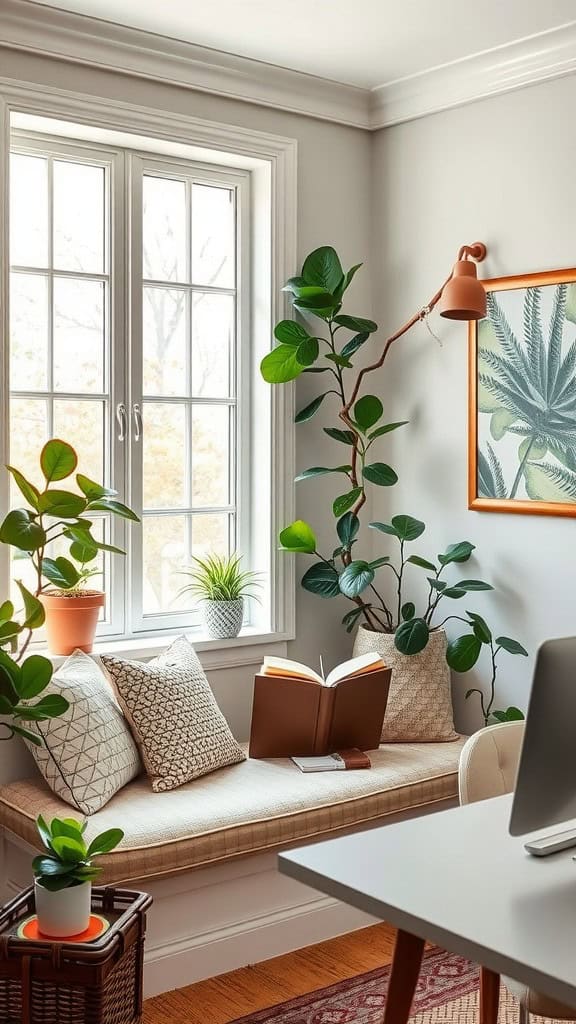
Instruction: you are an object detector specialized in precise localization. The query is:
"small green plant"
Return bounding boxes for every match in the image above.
[33,815,124,891]
[178,553,262,603]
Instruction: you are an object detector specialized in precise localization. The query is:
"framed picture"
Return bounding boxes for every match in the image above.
[469,267,576,517]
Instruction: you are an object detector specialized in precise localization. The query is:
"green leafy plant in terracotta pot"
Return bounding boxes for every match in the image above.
[0,438,139,656]
[33,815,123,937]
[177,553,262,639]
[261,246,527,724]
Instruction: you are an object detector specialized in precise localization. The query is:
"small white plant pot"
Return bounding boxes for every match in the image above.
[35,879,92,937]
[202,598,244,639]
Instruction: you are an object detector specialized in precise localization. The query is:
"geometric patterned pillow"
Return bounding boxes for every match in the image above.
[101,636,246,793]
[23,650,141,814]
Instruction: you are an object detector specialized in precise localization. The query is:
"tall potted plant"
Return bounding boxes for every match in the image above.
[0,438,139,655]
[261,246,526,723]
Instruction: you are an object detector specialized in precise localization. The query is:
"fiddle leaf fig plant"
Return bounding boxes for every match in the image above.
[261,245,527,726]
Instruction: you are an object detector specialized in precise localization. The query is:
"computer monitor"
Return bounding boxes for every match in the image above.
[510,637,576,841]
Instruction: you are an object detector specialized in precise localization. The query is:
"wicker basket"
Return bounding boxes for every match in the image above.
[0,886,152,1024]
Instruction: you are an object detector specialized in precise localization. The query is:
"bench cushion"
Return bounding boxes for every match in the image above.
[0,739,465,884]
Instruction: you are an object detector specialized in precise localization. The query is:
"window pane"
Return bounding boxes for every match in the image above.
[53,161,105,273]
[143,287,187,397]
[192,405,231,507]
[53,400,104,485]
[10,273,49,391]
[192,292,233,397]
[192,513,231,559]
[143,175,186,283]
[142,515,189,614]
[9,398,48,497]
[10,153,48,268]
[192,184,235,288]
[54,278,105,393]
[143,403,187,509]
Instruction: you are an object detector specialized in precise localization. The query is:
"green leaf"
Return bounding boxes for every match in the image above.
[6,466,40,510]
[341,605,367,633]
[17,655,53,700]
[32,855,71,876]
[282,276,307,295]
[337,512,359,547]
[354,395,383,431]
[87,827,124,858]
[492,706,525,722]
[49,835,85,864]
[446,634,482,672]
[363,463,398,487]
[333,487,362,517]
[0,509,46,552]
[401,602,415,621]
[293,289,337,314]
[63,525,124,556]
[338,263,363,297]
[323,427,356,445]
[369,556,390,568]
[452,579,493,592]
[390,515,425,541]
[367,421,409,441]
[295,465,351,483]
[40,439,78,482]
[395,618,430,655]
[441,587,466,599]
[495,636,529,656]
[278,520,316,553]
[325,353,353,368]
[340,332,369,359]
[41,556,81,590]
[0,651,21,687]
[0,665,18,706]
[9,723,42,746]
[339,560,375,598]
[301,562,341,598]
[296,336,319,367]
[368,521,398,537]
[75,474,117,500]
[37,489,87,519]
[295,393,327,423]
[406,555,437,571]
[0,600,14,621]
[69,540,98,564]
[260,345,304,383]
[16,581,45,629]
[36,874,77,892]
[334,315,377,333]
[466,611,492,644]
[50,818,85,843]
[438,541,475,566]
[36,815,52,850]
[0,620,21,643]
[301,246,343,294]
[85,499,139,522]
[274,320,311,347]
[15,693,69,721]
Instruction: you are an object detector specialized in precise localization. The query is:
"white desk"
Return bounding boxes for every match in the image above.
[279,795,576,1022]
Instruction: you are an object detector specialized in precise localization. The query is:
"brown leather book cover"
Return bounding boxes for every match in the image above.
[249,667,391,759]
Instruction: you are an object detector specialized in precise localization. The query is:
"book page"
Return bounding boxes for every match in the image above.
[261,656,323,685]
[325,650,385,686]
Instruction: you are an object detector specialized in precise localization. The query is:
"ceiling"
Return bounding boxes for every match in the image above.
[34,0,576,90]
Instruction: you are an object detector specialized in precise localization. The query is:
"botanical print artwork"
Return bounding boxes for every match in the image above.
[471,272,576,514]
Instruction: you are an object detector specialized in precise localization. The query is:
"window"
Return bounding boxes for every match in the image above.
[6,130,263,642]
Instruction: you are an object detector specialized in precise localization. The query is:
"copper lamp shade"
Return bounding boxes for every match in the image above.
[439,243,487,321]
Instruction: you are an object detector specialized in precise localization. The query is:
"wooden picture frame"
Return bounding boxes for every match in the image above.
[469,267,576,517]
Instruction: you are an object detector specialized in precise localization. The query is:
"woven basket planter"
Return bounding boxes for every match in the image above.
[202,598,244,639]
[353,626,458,742]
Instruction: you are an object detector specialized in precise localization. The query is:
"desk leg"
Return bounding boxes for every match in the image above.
[479,967,500,1024]
[382,929,425,1024]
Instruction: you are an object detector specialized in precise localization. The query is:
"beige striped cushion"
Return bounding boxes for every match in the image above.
[0,739,465,884]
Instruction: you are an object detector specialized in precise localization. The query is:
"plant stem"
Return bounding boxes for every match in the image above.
[509,436,535,500]
[396,540,405,626]
[484,643,499,726]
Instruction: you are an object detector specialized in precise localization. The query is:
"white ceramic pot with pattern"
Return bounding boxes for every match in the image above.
[202,598,244,639]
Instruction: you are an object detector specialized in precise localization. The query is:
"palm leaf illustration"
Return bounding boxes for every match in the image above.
[478,443,507,499]
[479,285,576,500]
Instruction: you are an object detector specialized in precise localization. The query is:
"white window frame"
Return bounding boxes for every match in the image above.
[0,79,297,662]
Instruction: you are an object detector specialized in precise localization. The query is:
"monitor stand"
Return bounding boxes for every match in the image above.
[524,827,576,857]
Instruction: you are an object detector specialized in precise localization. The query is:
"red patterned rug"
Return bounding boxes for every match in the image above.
[230,947,480,1024]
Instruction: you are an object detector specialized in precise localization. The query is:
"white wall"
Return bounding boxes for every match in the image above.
[371,75,576,732]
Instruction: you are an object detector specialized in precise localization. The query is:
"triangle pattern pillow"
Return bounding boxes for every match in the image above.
[24,650,141,814]
[101,636,246,792]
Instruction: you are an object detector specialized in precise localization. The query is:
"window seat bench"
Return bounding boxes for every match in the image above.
[0,738,465,995]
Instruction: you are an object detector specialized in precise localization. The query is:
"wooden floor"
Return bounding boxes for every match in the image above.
[143,922,397,1024]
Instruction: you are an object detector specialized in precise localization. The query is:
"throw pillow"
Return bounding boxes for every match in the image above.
[23,650,141,814]
[101,636,246,792]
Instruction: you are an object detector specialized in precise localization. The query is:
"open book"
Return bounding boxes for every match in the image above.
[261,651,386,687]
[249,651,391,759]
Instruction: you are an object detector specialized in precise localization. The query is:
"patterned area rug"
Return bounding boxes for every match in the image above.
[229,947,548,1024]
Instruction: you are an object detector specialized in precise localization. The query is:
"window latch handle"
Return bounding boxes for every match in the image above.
[133,403,143,442]
[116,402,127,442]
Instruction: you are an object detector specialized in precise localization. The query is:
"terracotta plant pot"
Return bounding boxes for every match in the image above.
[35,879,92,937]
[41,591,105,656]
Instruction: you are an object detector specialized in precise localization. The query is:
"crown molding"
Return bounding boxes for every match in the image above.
[2,1,576,131]
[370,21,576,129]
[0,0,371,130]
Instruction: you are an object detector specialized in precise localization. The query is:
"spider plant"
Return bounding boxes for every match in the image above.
[178,554,262,603]
[479,284,576,501]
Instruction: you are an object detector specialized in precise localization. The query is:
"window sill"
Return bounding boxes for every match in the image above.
[35,627,292,672]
